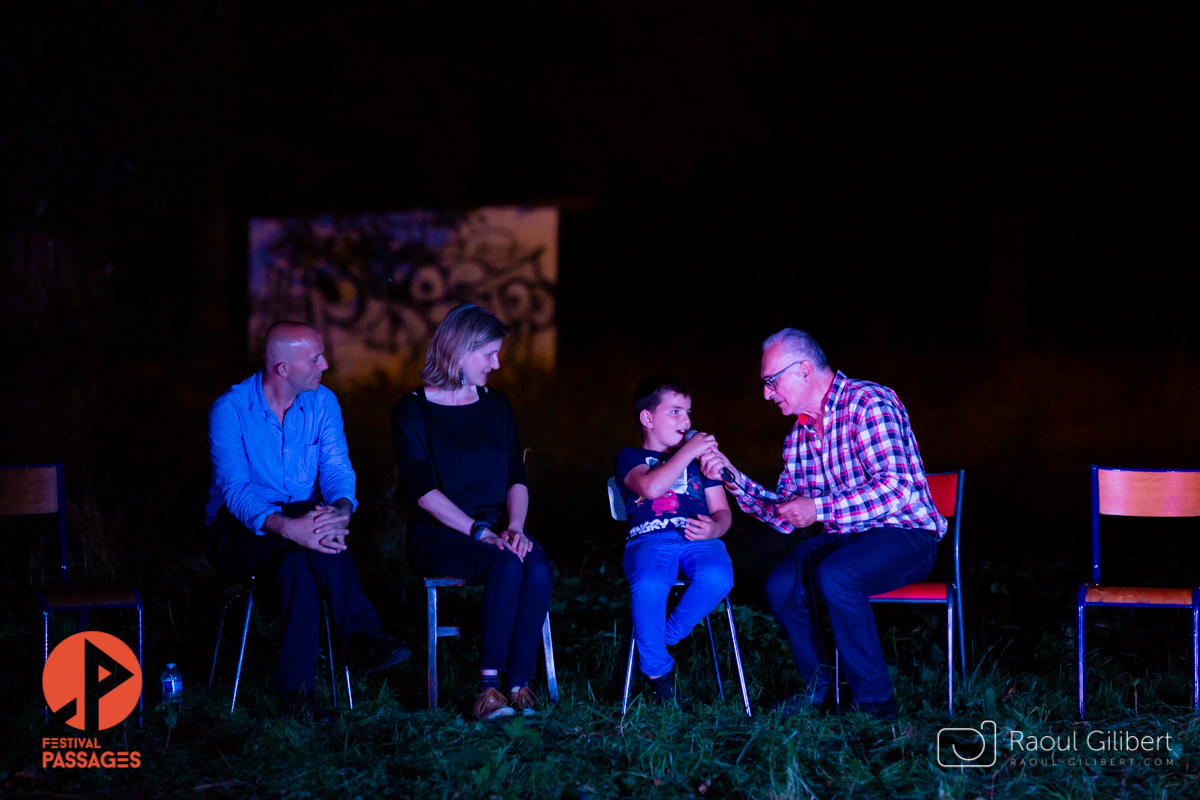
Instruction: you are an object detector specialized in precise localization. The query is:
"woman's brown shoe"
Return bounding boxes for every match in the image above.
[474,688,516,721]
[509,686,538,717]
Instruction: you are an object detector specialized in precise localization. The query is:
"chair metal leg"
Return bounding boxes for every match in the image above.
[43,611,50,722]
[947,589,955,715]
[1077,585,1088,720]
[1192,591,1199,713]
[230,581,255,715]
[342,633,354,711]
[621,634,637,716]
[834,649,840,708]
[704,614,724,702]
[541,613,559,703]
[427,585,439,709]
[208,591,244,696]
[722,598,751,716]
[955,583,967,679]
[322,601,337,709]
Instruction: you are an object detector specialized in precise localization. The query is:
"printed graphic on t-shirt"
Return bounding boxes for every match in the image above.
[614,448,719,539]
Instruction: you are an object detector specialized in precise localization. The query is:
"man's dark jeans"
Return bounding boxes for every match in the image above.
[206,503,383,693]
[765,525,938,704]
[407,527,553,688]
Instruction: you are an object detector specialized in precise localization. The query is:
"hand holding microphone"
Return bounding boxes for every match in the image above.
[681,429,718,459]
[698,447,740,488]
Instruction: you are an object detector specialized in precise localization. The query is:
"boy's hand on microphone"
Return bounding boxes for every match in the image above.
[682,432,717,459]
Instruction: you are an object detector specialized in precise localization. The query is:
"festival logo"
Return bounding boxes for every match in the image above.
[43,631,142,732]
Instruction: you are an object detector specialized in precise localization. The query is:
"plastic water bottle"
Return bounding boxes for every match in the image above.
[160,663,183,711]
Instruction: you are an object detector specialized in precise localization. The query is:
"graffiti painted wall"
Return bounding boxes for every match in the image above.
[248,207,558,380]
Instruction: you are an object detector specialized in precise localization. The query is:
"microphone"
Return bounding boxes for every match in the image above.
[686,430,738,485]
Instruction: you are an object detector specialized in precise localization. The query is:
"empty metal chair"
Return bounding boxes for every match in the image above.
[1077,466,1200,719]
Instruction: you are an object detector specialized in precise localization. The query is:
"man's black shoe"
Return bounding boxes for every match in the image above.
[349,630,413,674]
[768,690,830,717]
[278,690,337,724]
[853,697,899,721]
[768,677,831,717]
[648,673,692,712]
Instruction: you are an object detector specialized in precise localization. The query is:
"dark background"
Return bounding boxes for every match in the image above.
[3,2,1200,616]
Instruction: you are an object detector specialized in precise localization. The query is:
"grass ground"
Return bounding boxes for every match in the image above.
[3,562,1200,799]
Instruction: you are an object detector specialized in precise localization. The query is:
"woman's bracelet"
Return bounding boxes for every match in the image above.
[470,520,493,541]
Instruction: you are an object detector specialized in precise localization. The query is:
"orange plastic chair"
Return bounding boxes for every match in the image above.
[1077,466,1200,719]
[836,470,966,713]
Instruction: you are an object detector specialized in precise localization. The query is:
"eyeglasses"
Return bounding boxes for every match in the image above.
[761,361,802,392]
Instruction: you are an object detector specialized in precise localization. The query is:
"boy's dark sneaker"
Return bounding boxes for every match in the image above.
[648,673,692,712]
[853,697,899,721]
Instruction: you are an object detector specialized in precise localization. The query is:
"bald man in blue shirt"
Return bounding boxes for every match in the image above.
[205,321,409,721]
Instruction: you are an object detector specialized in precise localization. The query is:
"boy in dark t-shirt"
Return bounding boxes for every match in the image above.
[614,376,734,708]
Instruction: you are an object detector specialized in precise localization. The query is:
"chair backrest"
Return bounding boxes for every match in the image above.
[607,477,626,522]
[925,471,965,585]
[926,472,961,519]
[0,463,70,588]
[1090,466,1200,583]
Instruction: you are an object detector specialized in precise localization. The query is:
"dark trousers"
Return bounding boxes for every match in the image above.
[765,526,938,704]
[207,504,383,693]
[407,527,553,687]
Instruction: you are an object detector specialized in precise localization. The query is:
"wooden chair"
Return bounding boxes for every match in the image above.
[833,470,967,713]
[1,463,144,725]
[423,449,558,709]
[425,579,558,708]
[607,477,752,717]
[1077,466,1200,719]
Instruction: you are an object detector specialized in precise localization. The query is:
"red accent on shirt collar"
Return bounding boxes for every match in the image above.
[797,376,837,433]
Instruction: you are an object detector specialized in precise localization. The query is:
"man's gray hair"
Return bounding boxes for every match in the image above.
[762,328,829,371]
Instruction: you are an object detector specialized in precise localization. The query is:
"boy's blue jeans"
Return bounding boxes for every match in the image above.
[623,531,734,678]
[765,525,938,704]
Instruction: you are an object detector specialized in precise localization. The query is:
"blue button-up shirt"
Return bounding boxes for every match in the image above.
[205,372,358,535]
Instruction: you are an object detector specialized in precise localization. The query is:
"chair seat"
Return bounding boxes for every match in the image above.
[1083,585,1195,607]
[33,586,141,610]
[870,582,948,602]
[424,577,469,588]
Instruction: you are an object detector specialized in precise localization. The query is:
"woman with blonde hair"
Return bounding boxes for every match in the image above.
[392,303,553,720]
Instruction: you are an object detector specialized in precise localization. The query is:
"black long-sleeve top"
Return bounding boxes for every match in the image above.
[391,387,527,538]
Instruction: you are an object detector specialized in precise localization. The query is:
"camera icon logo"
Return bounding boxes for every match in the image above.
[937,720,998,769]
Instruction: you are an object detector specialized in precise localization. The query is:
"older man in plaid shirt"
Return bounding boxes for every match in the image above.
[700,328,945,720]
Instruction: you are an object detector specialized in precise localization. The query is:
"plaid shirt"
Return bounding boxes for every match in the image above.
[731,371,946,538]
